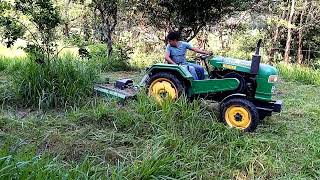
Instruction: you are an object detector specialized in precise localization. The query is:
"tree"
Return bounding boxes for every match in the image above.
[297,0,308,64]
[140,0,257,42]
[0,0,24,48]
[263,0,320,64]
[268,1,288,64]
[91,0,118,57]
[63,0,71,37]
[284,0,296,63]
[295,0,320,65]
[0,0,61,61]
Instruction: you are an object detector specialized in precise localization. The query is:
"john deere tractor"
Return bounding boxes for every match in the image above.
[95,40,282,132]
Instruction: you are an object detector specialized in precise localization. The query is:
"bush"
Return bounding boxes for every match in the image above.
[88,44,132,71]
[129,41,163,67]
[10,55,98,109]
[277,63,320,86]
[311,58,320,70]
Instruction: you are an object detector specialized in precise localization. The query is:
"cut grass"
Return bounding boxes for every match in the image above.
[0,79,319,179]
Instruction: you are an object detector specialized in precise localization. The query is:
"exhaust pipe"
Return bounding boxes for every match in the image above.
[250,39,262,75]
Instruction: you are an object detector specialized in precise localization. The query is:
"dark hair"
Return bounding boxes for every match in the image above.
[166,31,180,41]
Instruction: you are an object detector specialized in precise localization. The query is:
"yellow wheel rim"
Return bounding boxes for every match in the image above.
[148,78,178,103]
[225,105,251,129]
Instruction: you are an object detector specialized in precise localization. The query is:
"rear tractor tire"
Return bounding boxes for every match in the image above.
[223,72,246,93]
[146,72,185,103]
[220,98,259,132]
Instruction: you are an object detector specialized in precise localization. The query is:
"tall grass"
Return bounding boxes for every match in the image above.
[9,55,98,109]
[0,56,26,73]
[0,57,7,72]
[277,63,320,86]
[0,57,21,72]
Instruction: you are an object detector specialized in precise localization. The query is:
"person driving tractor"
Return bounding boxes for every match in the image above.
[165,31,212,80]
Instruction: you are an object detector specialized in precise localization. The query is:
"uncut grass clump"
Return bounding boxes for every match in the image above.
[10,55,98,109]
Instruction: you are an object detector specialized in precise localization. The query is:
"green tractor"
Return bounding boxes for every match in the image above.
[95,40,282,132]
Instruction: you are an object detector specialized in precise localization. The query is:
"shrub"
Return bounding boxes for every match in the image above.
[10,55,98,109]
[88,44,132,71]
[129,41,163,68]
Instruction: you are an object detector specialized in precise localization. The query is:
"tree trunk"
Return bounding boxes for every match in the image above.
[219,27,224,49]
[64,23,70,37]
[284,0,296,63]
[268,7,287,64]
[63,0,71,37]
[94,0,118,57]
[83,14,90,41]
[297,0,308,64]
[106,31,113,57]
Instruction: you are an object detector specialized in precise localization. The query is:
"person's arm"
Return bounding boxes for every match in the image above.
[165,52,176,64]
[191,47,212,55]
[165,44,176,64]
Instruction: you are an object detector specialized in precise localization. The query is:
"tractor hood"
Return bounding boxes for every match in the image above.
[209,56,278,76]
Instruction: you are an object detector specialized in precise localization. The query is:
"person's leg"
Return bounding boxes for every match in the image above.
[186,63,205,80]
[183,65,198,80]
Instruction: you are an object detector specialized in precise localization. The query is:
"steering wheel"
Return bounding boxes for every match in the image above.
[200,55,210,60]
[198,53,213,73]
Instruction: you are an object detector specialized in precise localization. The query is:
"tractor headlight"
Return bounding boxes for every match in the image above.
[268,75,278,83]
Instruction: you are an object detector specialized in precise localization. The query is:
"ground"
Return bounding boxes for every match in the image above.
[0,71,319,179]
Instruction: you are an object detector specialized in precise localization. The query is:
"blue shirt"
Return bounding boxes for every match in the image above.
[166,41,193,64]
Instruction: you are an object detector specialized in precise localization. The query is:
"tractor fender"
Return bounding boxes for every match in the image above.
[144,64,194,85]
[139,74,149,87]
[147,64,193,79]
[220,93,247,105]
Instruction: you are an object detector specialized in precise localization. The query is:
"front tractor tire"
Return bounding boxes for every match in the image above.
[220,98,259,132]
[146,72,185,103]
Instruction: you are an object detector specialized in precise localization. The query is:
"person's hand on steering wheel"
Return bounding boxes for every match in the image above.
[207,51,213,56]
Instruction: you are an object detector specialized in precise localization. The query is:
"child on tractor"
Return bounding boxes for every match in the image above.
[165,31,212,80]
